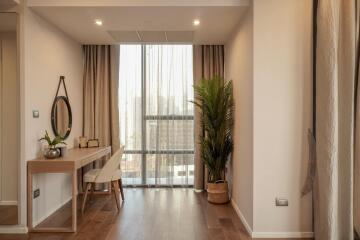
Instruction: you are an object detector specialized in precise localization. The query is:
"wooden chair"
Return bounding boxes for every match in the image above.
[81,147,125,213]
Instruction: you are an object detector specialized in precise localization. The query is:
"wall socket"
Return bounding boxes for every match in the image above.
[33,189,40,199]
[275,198,288,206]
[32,110,40,118]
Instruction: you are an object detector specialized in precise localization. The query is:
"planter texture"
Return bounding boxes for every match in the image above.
[207,181,229,204]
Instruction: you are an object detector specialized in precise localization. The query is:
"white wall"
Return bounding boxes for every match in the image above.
[226,0,313,237]
[24,8,83,225]
[252,0,313,235]
[0,31,18,204]
[225,4,253,230]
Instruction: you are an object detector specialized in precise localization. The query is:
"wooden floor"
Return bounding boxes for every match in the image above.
[0,189,310,240]
[0,206,18,225]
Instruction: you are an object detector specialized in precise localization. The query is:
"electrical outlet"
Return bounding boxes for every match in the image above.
[275,198,288,206]
[33,189,40,199]
[32,110,39,118]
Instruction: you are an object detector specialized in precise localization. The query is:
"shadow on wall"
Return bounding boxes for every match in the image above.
[298,0,313,231]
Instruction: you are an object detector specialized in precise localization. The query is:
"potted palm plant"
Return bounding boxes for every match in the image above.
[39,130,67,159]
[193,76,234,204]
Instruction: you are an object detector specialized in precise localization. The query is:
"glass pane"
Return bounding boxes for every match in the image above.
[146,154,194,185]
[119,45,142,151]
[119,44,195,186]
[146,120,194,151]
[121,154,142,185]
[145,45,194,116]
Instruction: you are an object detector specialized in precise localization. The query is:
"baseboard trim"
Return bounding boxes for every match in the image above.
[0,225,27,234]
[230,198,314,239]
[230,198,253,236]
[0,200,18,205]
[251,232,314,238]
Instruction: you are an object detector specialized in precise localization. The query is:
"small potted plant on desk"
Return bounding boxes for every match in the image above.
[39,130,66,159]
[192,76,234,204]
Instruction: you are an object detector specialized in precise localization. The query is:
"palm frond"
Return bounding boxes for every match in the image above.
[192,77,234,182]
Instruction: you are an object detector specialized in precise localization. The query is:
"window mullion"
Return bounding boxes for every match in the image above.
[141,45,147,185]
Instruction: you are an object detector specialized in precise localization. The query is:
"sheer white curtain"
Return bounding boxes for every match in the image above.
[119,45,194,186]
[119,45,142,185]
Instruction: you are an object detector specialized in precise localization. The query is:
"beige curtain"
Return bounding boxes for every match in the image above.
[82,45,120,188]
[315,0,357,239]
[193,45,224,191]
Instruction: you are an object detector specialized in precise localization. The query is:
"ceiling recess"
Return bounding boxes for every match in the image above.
[108,30,194,43]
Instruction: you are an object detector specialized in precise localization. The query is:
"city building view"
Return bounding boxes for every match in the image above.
[119,45,194,186]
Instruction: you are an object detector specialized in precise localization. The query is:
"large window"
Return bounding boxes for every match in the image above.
[119,45,194,186]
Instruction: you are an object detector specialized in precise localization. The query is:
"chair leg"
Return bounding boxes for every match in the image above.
[118,179,124,201]
[115,181,121,211]
[89,183,95,201]
[111,181,121,211]
[81,182,91,214]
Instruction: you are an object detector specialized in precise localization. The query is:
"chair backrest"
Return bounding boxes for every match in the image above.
[95,146,124,183]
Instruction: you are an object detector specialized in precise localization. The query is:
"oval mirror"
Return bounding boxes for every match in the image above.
[51,96,72,139]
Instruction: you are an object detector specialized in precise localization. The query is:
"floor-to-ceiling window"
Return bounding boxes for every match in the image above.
[119,45,194,186]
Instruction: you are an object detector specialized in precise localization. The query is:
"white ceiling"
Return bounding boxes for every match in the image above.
[0,13,17,31]
[29,0,249,44]
[28,0,250,7]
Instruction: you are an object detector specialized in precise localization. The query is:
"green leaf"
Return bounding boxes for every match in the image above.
[191,77,234,182]
[38,130,67,148]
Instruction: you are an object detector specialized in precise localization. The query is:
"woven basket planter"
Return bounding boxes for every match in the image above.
[207,181,229,204]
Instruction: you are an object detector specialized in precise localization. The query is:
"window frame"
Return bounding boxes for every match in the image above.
[121,44,195,187]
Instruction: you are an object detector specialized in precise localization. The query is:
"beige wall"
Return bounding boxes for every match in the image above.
[225,0,313,237]
[252,0,313,235]
[225,5,253,230]
[24,9,83,225]
[0,32,18,204]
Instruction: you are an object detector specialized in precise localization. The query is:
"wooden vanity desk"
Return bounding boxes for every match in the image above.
[27,146,111,233]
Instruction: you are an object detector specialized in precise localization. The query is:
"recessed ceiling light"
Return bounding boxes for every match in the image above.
[95,19,103,26]
[193,19,200,26]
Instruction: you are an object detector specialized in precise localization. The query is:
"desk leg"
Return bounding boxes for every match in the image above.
[107,153,112,195]
[28,170,78,233]
[27,167,33,231]
[72,171,77,232]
